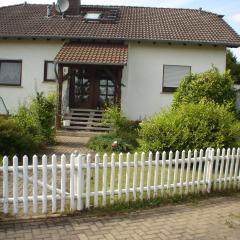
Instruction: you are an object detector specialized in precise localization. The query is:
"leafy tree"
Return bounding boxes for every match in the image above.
[172,67,236,112]
[226,49,240,84]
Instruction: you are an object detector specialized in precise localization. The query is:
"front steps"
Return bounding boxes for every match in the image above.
[62,108,112,132]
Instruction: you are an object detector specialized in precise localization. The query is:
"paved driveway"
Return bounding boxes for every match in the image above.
[1,195,240,240]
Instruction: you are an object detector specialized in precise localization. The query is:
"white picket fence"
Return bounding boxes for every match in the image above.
[0,147,240,216]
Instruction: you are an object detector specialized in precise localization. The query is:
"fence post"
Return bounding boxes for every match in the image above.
[13,156,18,215]
[153,152,160,198]
[42,155,48,214]
[52,155,57,213]
[118,153,123,202]
[94,154,100,207]
[173,151,179,195]
[167,151,173,195]
[110,153,116,204]
[125,153,131,202]
[179,151,185,195]
[140,152,145,200]
[207,148,214,193]
[102,154,108,206]
[3,156,8,214]
[77,154,83,211]
[185,150,191,194]
[147,152,153,199]
[33,155,38,214]
[234,148,240,188]
[23,156,28,215]
[161,152,166,195]
[70,153,76,211]
[229,148,236,188]
[61,154,66,212]
[133,152,138,201]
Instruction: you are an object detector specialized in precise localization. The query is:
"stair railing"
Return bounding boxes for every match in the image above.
[0,96,9,115]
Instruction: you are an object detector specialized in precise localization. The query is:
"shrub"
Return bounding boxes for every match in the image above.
[14,92,56,145]
[0,117,39,157]
[87,133,135,153]
[172,67,236,112]
[88,106,140,152]
[139,101,240,153]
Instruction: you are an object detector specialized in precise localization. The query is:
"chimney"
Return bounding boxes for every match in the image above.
[66,0,81,15]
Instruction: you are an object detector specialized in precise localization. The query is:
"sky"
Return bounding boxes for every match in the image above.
[0,0,240,60]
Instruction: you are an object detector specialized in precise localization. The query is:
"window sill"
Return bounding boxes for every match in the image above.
[43,80,57,83]
[0,84,22,88]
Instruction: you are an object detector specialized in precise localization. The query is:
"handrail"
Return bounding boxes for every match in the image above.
[0,96,9,115]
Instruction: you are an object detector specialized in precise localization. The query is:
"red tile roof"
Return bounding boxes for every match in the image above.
[54,42,128,65]
[0,4,240,47]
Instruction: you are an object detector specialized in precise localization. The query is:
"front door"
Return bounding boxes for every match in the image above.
[69,67,94,109]
[69,66,121,109]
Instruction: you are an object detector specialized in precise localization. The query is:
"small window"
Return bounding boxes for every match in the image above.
[44,61,56,81]
[0,60,22,86]
[84,12,101,21]
[163,65,191,92]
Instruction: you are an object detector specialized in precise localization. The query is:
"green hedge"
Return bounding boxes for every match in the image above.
[139,101,240,153]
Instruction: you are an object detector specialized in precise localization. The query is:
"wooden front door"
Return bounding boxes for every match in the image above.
[69,65,122,109]
[69,67,94,109]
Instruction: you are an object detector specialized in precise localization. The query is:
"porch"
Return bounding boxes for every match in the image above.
[54,42,128,131]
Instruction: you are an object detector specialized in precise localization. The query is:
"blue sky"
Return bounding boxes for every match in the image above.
[1,0,240,60]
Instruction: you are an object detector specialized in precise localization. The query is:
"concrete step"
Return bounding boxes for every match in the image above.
[64,126,112,132]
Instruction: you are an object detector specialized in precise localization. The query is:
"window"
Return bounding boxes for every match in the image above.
[0,60,22,86]
[163,65,191,92]
[44,61,56,81]
[84,12,101,21]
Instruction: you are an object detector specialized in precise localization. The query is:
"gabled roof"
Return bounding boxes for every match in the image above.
[55,42,128,65]
[0,4,240,47]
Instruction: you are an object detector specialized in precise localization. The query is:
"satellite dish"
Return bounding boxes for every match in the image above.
[56,0,70,13]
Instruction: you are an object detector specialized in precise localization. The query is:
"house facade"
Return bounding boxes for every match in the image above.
[0,1,239,128]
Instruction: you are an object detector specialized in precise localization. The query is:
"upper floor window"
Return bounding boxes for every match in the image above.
[84,12,101,21]
[44,61,56,82]
[163,65,191,92]
[0,60,22,86]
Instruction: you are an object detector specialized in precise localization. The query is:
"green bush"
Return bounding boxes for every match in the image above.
[0,117,39,157]
[14,92,56,145]
[139,101,240,153]
[88,106,140,152]
[87,133,135,153]
[172,67,236,112]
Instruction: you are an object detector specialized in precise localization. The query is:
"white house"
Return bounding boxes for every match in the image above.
[0,1,239,130]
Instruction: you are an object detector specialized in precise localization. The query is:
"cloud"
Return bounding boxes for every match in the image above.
[232,13,240,24]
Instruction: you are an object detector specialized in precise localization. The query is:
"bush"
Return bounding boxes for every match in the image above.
[172,67,236,112]
[139,101,240,153]
[14,92,56,145]
[0,117,39,157]
[87,133,136,153]
[88,106,140,152]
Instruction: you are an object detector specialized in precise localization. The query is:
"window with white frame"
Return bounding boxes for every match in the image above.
[163,65,191,92]
[44,61,56,81]
[0,60,22,86]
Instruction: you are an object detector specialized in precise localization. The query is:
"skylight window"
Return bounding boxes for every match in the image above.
[84,13,101,21]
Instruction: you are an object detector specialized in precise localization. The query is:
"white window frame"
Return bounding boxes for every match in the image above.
[162,65,191,92]
[0,60,22,86]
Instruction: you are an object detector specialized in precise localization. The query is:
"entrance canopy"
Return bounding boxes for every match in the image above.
[54,42,128,66]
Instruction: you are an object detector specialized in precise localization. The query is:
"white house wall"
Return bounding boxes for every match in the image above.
[0,39,64,113]
[122,42,226,120]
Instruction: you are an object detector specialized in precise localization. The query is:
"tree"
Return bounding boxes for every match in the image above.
[172,67,236,112]
[226,49,240,84]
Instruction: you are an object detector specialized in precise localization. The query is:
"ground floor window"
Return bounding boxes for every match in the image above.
[44,61,56,81]
[0,60,22,86]
[163,65,191,92]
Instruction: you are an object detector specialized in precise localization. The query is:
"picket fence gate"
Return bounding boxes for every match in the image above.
[0,147,240,216]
